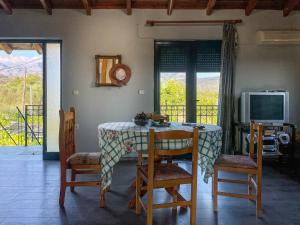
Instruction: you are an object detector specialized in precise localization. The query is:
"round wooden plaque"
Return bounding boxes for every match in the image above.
[109,64,131,86]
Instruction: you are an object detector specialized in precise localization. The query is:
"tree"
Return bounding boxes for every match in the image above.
[160,78,219,124]
[160,79,185,106]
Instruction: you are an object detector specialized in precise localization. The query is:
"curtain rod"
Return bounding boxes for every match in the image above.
[146,20,242,26]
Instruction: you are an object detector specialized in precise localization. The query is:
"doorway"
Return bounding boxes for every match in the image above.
[0,40,61,160]
[154,41,222,124]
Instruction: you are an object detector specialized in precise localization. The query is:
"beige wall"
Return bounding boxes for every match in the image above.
[0,9,299,152]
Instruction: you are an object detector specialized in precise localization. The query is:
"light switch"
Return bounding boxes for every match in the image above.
[138,89,145,95]
[73,89,79,95]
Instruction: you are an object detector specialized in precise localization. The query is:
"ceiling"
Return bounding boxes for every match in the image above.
[0,43,43,55]
[0,0,299,17]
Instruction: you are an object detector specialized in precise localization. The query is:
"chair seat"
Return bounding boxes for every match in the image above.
[67,152,101,166]
[139,163,192,181]
[215,154,257,169]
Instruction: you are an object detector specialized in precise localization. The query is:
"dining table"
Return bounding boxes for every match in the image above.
[98,121,223,194]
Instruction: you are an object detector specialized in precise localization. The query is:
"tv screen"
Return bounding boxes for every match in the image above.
[250,95,284,121]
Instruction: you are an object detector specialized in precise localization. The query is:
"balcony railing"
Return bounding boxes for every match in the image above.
[160,104,219,125]
[0,105,43,146]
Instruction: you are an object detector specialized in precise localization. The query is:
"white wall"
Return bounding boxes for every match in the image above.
[0,9,299,152]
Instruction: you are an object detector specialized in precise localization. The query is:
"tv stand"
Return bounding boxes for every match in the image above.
[235,122,296,166]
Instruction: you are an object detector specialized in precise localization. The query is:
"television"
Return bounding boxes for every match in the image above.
[240,91,289,124]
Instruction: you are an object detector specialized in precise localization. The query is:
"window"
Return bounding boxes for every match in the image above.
[155,41,222,124]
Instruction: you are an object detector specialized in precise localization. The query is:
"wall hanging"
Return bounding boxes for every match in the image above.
[95,55,121,86]
[95,55,131,87]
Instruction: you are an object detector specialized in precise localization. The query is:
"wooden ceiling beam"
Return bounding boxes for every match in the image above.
[206,0,216,15]
[283,0,300,16]
[0,43,13,54]
[126,0,132,15]
[32,44,43,55]
[167,0,174,15]
[245,0,257,16]
[0,0,12,15]
[40,0,52,15]
[81,0,91,15]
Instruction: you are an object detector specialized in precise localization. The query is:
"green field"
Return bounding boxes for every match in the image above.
[0,74,43,146]
[160,79,219,124]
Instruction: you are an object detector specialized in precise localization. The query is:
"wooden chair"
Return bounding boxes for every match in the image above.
[213,121,263,217]
[136,128,199,225]
[127,113,172,208]
[59,107,106,208]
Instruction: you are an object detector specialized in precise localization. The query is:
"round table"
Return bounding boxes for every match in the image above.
[98,122,222,191]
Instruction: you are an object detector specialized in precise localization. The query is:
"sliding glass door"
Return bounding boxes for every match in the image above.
[43,42,61,159]
[0,40,61,159]
[155,41,221,124]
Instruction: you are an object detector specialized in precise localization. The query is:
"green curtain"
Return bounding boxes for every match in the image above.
[218,23,237,154]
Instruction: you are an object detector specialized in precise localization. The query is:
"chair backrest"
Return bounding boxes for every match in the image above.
[249,121,263,171]
[151,114,169,122]
[147,128,199,181]
[59,107,76,168]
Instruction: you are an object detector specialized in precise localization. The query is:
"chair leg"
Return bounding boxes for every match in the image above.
[136,171,142,215]
[147,189,153,225]
[100,187,106,208]
[172,187,177,210]
[70,169,76,192]
[256,174,262,217]
[190,181,197,225]
[248,174,253,195]
[59,169,67,207]
[213,167,218,212]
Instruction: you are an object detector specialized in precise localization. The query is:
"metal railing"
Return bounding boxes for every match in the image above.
[160,104,186,123]
[0,105,43,146]
[196,105,219,125]
[160,104,219,125]
[24,105,43,146]
[0,121,18,145]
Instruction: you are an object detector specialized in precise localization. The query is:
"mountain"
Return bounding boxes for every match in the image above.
[0,55,42,77]
[161,73,220,92]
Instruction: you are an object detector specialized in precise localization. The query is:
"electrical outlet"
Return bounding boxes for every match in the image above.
[73,89,79,95]
[75,123,79,129]
[138,89,145,95]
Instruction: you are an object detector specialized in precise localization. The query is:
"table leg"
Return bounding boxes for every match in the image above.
[128,189,147,208]
[130,179,136,188]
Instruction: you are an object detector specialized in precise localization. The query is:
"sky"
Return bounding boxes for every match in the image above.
[0,50,39,58]
[0,50,42,76]
[197,72,220,78]
[161,72,220,79]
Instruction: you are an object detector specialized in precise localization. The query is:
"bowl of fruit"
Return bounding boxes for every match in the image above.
[134,112,149,126]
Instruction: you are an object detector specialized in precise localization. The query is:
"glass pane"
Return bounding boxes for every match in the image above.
[196,72,220,125]
[160,72,186,122]
[46,43,61,152]
[0,43,43,147]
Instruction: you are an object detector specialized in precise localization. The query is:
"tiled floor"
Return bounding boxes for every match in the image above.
[0,149,300,225]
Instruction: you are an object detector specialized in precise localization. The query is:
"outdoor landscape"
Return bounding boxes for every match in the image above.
[0,51,43,146]
[160,72,220,124]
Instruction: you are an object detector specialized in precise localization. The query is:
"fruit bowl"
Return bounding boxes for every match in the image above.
[134,119,149,126]
[134,112,150,126]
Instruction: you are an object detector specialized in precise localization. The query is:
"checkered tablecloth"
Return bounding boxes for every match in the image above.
[98,122,222,190]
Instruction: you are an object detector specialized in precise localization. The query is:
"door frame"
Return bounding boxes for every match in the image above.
[0,39,62,160]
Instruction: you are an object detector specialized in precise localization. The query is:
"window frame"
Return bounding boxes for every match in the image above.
[154,40,222,122]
